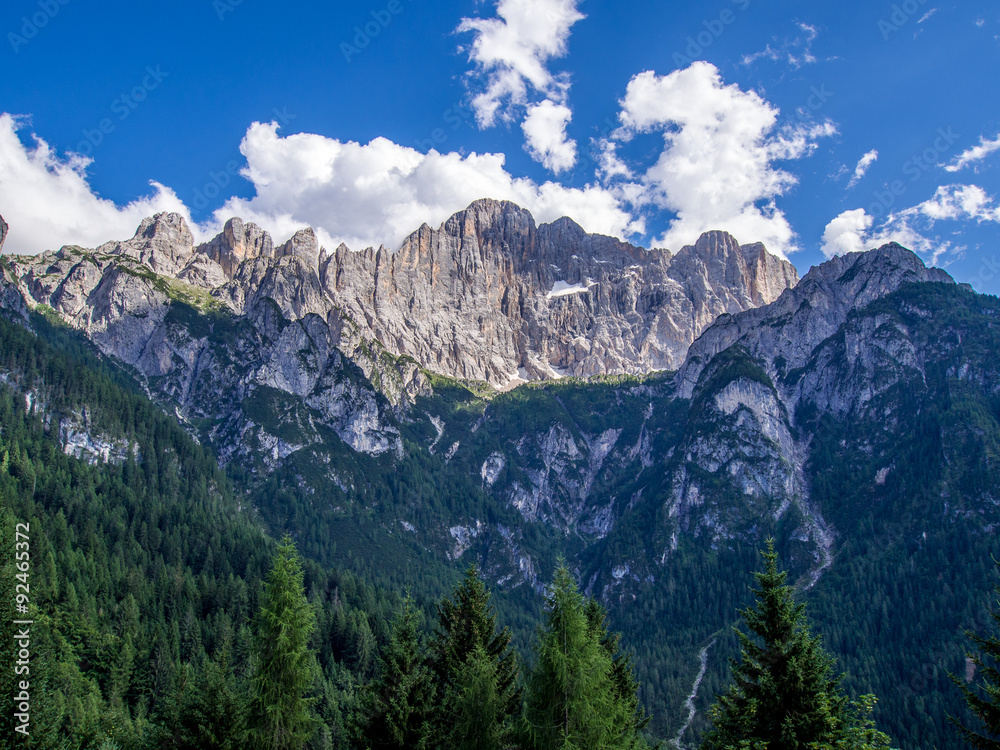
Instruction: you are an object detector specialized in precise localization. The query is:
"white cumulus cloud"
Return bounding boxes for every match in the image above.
[457,0,583,172]
[222,121,640,250]
[602,62,835,256]
[820,208,874,257]
[909,184,1000,223]
[944,133,1000,172]
[0,113,642,256]
[820,184,1000,266]
[0,114,194,255]
[847,149,878,189]
[521,101,577,173]
[457,0,584,125]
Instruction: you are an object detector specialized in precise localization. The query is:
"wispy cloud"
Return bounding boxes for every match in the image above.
[847,149,878,188]
[741,22,820,69]
[944,133,1000,172]
[821,184,1000,266]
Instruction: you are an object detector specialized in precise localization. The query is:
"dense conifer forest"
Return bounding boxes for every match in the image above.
[2,304,1000,749]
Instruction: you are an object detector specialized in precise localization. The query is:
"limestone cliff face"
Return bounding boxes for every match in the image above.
[318,200,799,383]
[676,243,954,400]
[2,199,799,393]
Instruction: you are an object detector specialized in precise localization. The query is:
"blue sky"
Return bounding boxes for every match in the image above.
[2,0,999,293]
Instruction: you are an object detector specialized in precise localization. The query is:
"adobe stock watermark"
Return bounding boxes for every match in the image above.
[341,0,414,63]
[413,100,476,152]
[672,0,752,67]
[866,127,959,220]
[576,115,621,176]
[75,66,169,157]
[191,106,296,210]
[877,0,932,40]
[973,253,1000,287]
[8,0,72,54]
[791,83,833,123]
[214,0,245,22]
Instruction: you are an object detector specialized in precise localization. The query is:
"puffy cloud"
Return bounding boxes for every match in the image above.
[457,0,583,172]
[906,184,1000,223]
[820,208,874,258]
[820,184,1000,266]
[457,0,584,126]
[0,114,641,256]
[604,62,835,255]
[0,114,194,255]
[216,121,639,251]
[847,149,878,189]
[944,133,1000,172]
[521,101,577,173]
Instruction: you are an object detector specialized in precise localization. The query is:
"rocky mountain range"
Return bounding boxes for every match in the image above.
[4,198,798,386]
[1,200,997,747]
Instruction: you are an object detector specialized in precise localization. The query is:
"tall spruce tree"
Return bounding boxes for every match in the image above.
[249,536,319,750]
[356,595,435,750]
[428,565,520,742]
[522,563,649,750]
[585,598,651,742]
[701,539,891,750]
[442,645,506,750]
[951,562,1000,749]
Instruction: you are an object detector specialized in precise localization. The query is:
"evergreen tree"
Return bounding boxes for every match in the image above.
[585,598,651,740]
[249,536,320,750]
[356,595,435,750]
[701,539,891,750]
[191,647,250,749]
[522,563,649,750]
[428,565,520,740]
[951,563,1000,749]
[441,645,505,750]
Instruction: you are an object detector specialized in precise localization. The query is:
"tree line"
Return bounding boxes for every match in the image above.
[2,305,999,749]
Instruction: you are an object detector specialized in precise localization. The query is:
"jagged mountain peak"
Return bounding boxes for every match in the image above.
[0,213,8,252]
[4,199,800,385]
[277,226,321,266]
[132,211,194,244]
[677,241,955,398]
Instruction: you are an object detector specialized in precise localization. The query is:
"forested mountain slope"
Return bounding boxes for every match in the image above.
[2,207,999,747]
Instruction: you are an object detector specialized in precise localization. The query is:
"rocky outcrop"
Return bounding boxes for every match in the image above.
[198,217,274,277]
[99,212,196,277]
[676,243,953,399]
[3,200,798,394]
[317,200,799,384]
[0,213,8,252]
